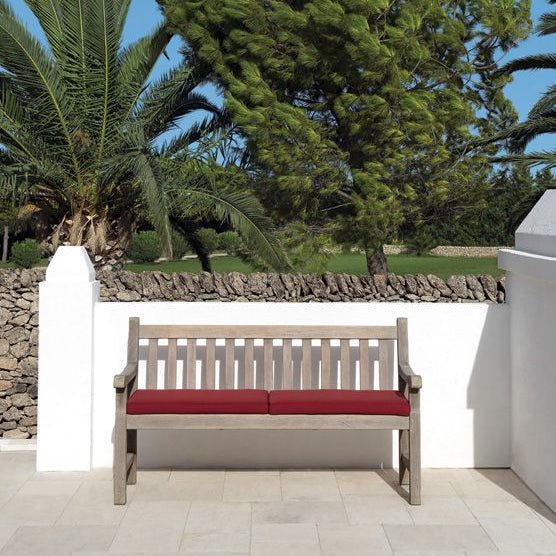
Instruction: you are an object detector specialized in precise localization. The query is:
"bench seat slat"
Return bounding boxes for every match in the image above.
[140,325,397,340]
[127,413,409,430]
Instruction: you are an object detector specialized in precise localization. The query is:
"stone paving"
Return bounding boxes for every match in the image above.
[0,452,555,555]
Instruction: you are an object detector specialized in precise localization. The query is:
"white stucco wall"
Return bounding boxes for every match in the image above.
[90,301,510,470]
[37,247,511,473]
[499,190,556,512]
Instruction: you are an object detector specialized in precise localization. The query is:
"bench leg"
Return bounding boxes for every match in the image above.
[127,430,137,485]
[409,413,421,505]
[399,429,409,486]
[113,432,127,504]
[114,393,127,505]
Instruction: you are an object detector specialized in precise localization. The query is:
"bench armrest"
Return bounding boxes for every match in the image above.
[398,363,422,390]
[114,362,138,390]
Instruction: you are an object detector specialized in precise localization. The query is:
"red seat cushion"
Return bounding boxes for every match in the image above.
[269,390,410,416]
[127,389,269,415]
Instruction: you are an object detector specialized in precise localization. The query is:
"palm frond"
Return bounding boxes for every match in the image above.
[157,112,228,156]
[169,177,290,271]
[118,23,173,120]
[482,117,556,152]
[538,11,556,36]
[500,53,556,74]
[492,150,556,169]
[23,0,64,60]
[133,154,173,257]
[529,85,556,118]
[136,66,220,140]
[0,0,81,182]
[58,0,90,117]
[85,0,124,161]
[114,0,132,38]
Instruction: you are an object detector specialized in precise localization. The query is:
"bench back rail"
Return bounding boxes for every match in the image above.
[129,320,405,391]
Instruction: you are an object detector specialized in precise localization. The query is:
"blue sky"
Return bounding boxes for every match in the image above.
[8,0,556,153]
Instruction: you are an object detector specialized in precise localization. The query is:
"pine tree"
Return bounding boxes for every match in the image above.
[161,0,531,272]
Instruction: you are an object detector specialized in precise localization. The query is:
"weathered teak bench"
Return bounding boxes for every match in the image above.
[113,317,422,505]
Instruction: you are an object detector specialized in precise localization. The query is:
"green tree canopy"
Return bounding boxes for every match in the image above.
[161,0,531,272]
[0,0,287,270]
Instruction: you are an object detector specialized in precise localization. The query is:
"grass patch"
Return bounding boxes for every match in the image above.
[125,253,502,279]
[124,256,254,274]
[0,258,49,269]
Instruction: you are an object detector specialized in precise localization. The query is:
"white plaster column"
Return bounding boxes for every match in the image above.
[499,190,556,512]
[37,246,99,471]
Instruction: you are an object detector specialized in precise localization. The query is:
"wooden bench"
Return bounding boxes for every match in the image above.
[113,317,422,505]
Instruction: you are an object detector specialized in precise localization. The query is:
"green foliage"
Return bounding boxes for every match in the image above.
[197,228,219,254]
[483,2,556,169]
[127,231,162,264]
[162,0,531,271]
[405,228,438,256]
[281,222,334,273]
[171,231,190,259]
[164,157,290,271]
[429,167,541,245]
[11,238,41,268]
[218,231,242,255]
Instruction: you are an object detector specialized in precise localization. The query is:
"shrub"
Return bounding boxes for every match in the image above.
[197,228,219,254]
[11,239,42,268]
[218,231,242,255]
[171,231,190,260]
[127,231,162,263]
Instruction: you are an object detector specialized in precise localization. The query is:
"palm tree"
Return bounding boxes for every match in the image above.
[485,0,556,169]
[0,0,287,269]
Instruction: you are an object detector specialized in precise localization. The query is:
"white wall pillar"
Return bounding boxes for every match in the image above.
[499,190,556,512]
[37,246,99,471]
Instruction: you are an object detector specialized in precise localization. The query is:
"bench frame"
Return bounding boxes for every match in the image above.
[113,317,422,505]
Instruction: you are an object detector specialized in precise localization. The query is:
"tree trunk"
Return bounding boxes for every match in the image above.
[2,225,8,263]
[187,234,212,272]
[365,244,388,274]
[43,211,132,269]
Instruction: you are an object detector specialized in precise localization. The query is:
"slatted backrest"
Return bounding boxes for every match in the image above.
[132,320,406,391]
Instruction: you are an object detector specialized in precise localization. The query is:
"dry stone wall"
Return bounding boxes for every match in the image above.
[383,245,509,257]
[98,270,505,303]
[0,269,42,440]
[0,268,505,438]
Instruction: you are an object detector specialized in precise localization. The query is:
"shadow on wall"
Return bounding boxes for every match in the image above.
[468,305,511,468]
[135,341,396,469]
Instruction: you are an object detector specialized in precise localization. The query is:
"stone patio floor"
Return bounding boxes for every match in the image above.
[0,452,555,555]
